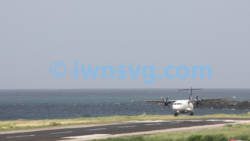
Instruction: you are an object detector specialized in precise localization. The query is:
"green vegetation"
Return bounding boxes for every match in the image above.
[98,124,250,141]
[0,113,250,132]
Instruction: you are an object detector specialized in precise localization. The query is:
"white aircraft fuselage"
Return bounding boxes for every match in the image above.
[172,100,194,116]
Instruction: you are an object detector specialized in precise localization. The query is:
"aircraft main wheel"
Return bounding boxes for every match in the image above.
[190,112,194,116]
[174,112,179,116]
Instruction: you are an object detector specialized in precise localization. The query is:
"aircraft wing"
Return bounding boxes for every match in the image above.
[144,99,175,106]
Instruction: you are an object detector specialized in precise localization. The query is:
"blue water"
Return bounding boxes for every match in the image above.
[0,89,249,120]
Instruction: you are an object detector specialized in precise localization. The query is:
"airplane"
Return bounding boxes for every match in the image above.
[145,87,202,116]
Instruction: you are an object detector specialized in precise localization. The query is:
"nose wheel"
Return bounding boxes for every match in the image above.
[190,112,194,116]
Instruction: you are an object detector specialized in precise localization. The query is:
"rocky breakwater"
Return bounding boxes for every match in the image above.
[199,98,250,109]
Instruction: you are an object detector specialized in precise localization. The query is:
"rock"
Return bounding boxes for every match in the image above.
[199,98,250,109]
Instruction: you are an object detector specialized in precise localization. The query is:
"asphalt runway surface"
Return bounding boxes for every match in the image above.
[0,120,232,141]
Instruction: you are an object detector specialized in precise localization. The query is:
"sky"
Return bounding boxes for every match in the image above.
[0,0,249,89]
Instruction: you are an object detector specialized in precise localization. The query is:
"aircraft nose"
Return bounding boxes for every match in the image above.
[173,105,183,110]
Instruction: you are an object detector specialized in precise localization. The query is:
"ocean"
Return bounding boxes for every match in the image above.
[0,89,249,120]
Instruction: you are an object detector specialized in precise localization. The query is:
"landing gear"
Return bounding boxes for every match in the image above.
[173,111,193,116]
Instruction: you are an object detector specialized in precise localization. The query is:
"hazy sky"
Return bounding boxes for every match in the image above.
[0,0,249,89]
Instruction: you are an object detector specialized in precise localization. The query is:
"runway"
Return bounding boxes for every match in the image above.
[0,119,238,141]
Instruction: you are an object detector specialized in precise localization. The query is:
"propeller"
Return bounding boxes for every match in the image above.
[193,96,203,107]
[161,97,170,106]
